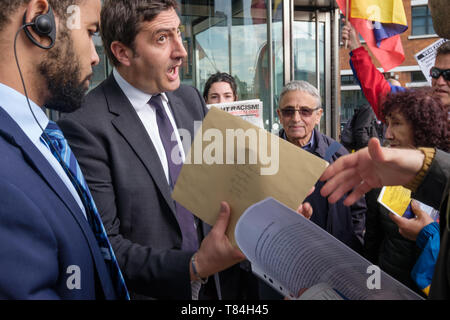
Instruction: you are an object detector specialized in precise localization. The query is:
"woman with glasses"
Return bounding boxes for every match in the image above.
[364,88,449,297]
[277,80,367,255]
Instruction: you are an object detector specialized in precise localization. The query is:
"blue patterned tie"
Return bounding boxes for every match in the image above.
[150,95,199,252]
[41,121,130,300]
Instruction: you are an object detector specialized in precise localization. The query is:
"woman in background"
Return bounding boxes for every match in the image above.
[203,72,238,104]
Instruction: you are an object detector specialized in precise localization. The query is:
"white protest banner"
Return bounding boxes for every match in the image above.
[414,38,449,84]
[207,99,264,129]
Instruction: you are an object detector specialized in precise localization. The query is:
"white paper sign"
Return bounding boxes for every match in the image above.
[206,99,264,129]
[414,38,449,84]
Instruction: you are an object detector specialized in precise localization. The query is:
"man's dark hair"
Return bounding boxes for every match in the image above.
[203,72,238,101]
[436,40,450,58]
[101,0,178,67]
[0,0,82,32]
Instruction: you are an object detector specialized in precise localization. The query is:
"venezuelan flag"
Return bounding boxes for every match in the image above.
[337,0,408,71]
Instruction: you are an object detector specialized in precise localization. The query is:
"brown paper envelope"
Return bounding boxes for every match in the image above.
[172,107,329,246]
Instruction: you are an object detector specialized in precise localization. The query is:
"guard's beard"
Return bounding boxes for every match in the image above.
[38,29,88,113]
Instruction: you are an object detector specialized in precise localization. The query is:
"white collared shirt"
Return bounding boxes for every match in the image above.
[113,69,186,186]
[0,83,86,218]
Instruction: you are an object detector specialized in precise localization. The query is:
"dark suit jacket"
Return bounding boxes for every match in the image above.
[0,107,117,299]
[60,75,220,299]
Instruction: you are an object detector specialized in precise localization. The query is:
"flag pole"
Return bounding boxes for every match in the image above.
[345,0,349,48]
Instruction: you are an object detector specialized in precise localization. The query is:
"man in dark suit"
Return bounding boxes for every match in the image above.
[0,0,126,299]
[59,0,247,300]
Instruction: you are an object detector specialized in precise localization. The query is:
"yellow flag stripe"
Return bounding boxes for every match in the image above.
[350,0,407,26]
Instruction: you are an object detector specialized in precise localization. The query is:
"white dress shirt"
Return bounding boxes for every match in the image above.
[112,69,186,186]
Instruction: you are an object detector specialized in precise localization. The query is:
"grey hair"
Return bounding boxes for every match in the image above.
[279,80,321,108]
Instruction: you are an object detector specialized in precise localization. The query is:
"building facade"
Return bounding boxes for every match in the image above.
[88,0,440,139]
[90,0,343,138]
[339,0,441,126]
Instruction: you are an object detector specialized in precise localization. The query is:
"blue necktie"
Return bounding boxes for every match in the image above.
[41,121,130,300]
[150,95,199,252]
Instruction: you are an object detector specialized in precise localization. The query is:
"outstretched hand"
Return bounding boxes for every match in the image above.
[320,138,425,206]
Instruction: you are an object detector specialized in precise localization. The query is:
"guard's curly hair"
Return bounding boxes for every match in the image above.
[381,88,450,152]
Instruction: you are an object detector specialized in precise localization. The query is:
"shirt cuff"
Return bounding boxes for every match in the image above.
[404,148,436,192]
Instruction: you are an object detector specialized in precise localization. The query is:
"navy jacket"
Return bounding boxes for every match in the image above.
[280,128,366,253]
[0,107,117,299]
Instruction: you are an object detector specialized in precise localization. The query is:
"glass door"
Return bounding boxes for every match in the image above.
[179,1,337,136]
[292,10,329,134]
[186,0,284,131]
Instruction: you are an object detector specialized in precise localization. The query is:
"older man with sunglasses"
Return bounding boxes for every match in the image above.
[277,80,367,256]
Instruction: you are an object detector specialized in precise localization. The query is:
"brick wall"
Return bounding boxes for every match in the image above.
[339,0,440,86]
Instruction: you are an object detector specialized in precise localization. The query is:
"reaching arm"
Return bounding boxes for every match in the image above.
[320,138,425,206]
[412,149,450,210]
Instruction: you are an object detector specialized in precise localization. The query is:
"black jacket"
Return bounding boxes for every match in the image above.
[279,128,366,253]
[414,150,450,300]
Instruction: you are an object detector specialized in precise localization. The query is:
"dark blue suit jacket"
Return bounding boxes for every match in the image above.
[0,107,117,299]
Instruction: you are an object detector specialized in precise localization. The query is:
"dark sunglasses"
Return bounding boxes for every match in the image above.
[280,106,320,117]
[430,67,450,81]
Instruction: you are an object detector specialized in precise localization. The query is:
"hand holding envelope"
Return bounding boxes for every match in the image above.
[173,107,328,245]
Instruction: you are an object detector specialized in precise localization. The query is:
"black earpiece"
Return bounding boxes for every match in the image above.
[22,6,56,50]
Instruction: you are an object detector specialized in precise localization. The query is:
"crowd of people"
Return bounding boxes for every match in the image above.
[0,0,449,301]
